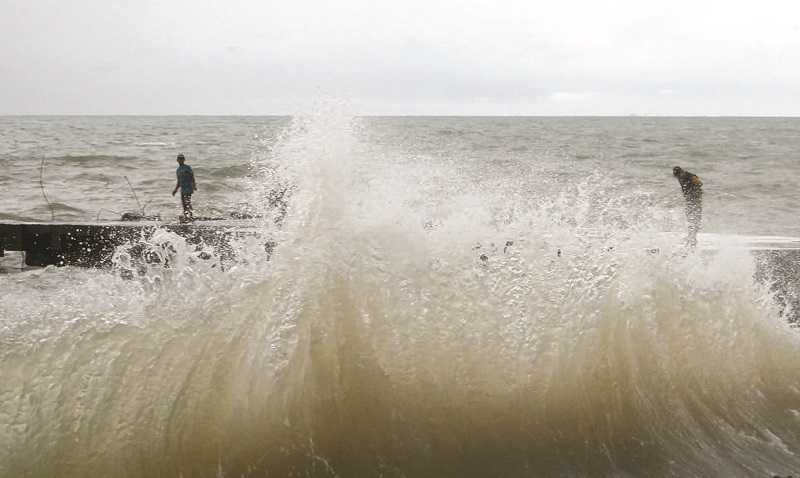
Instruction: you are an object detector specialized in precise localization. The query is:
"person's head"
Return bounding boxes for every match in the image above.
[177,153,185,165]
[672,166,682,177]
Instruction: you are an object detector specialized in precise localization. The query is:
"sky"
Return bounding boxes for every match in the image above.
[2,0,800,115]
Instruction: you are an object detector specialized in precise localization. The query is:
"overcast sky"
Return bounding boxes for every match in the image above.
[2,0,800,115]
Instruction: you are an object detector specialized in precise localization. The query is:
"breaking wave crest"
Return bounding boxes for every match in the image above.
[2,110,800,478]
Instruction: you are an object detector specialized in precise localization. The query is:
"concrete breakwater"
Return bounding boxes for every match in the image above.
[0,220,267,267]
[2,223,798,322]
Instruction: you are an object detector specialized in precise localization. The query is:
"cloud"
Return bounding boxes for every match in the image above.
[1,0,800,114]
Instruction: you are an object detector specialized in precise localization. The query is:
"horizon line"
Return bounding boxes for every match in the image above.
[2,113,800,119]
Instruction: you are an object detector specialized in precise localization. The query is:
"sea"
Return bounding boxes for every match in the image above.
[1,112,800,477]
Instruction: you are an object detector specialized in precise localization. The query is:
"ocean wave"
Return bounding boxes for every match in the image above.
[71,172,114,182]
[52,154,138,166]
[135,141,170,147]
[207,163,252,178]
[2,112,800,477]
[39,202,85,213]
[0,212,38,222]
[2,231,798,477]
[25,202,86,220]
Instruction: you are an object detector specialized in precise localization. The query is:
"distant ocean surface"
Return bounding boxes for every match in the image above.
[2,114,800,477]
[1,115,799,235]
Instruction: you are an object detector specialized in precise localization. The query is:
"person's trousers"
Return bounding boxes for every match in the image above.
[181,193,193,218]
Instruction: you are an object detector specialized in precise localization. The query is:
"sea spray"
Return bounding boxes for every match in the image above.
[1,111,800,477]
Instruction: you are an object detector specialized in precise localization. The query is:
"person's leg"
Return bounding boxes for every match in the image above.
[181,193,193,220]
[686,200,701,247]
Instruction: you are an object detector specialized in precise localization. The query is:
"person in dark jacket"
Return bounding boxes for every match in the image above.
[172,153,197,221]
[673,166,702,247]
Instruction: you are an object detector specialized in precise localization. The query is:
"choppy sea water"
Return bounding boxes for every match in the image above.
[1,113,800,477]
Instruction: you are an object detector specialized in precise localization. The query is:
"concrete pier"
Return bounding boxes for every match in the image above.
[1,223,798,322]
[0,220,263,267]
[695,233,800,322]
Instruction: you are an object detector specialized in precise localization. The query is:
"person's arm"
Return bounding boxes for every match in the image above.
[191,169,197,192]
[172,171,180,196]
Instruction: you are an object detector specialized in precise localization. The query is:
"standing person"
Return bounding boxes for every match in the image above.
[172,153,197,221]
[672,166,703,247]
